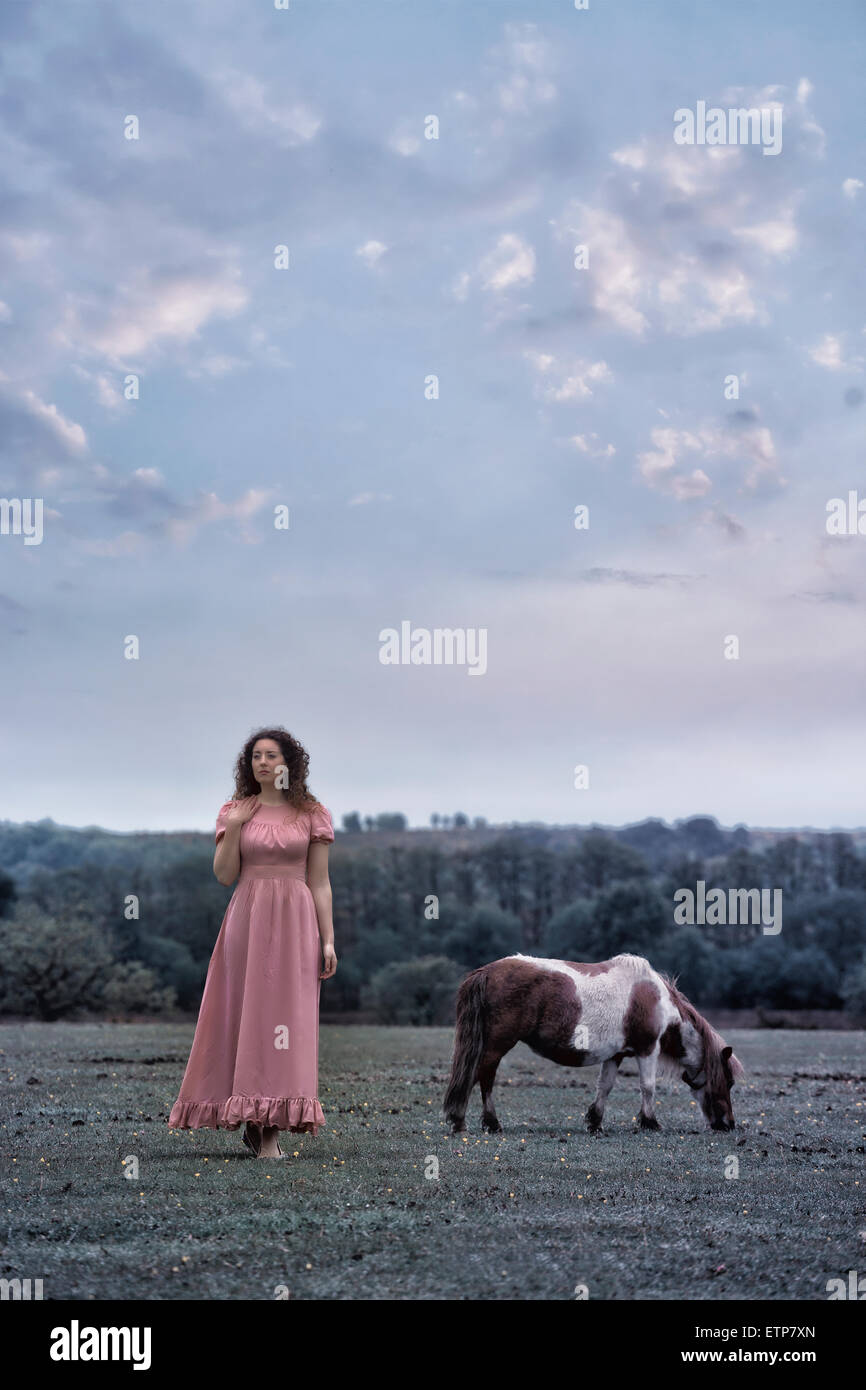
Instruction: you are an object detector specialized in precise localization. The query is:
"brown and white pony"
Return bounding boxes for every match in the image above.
[443,952,744,1134]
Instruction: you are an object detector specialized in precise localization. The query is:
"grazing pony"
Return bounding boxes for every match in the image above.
[443,952,744,1134]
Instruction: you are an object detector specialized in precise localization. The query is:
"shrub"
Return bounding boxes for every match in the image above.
[368,955,463,1025]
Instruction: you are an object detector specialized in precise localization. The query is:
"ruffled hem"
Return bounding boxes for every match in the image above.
[168,1094,325,1135]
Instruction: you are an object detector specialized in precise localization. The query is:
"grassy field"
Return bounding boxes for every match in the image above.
[1,1022,864,1301]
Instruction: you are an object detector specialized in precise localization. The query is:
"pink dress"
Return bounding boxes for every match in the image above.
[167,799,334,1137]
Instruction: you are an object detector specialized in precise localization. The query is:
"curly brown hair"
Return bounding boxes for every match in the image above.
[230,726,320,811]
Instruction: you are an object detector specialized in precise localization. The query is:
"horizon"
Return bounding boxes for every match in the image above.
[4,810,865,838]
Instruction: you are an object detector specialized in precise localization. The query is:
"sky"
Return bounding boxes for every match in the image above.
[0,0,864,834]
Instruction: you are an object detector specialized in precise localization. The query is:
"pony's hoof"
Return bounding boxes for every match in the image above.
[585,1105,604,1133]
[639,1114,661,1131]
[481,1120,502,1134]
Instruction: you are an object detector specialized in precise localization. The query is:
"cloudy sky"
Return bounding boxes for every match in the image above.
[1,0,864,834]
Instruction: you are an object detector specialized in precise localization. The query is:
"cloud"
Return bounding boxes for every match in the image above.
[551,84,821,338]
[58,268,248,364]
[187,354,249,379]
[569,433,616,458]
[0,372,87,487]
[610,144,646,171]
[731,208,797,255]
[567,205,650,336]
[809,334,844,369]
[348,492,393,506]
[478,233,536,291]
[700,505,747,540]
[792,588,856,604]
[637,417,784,498]
[525,349,612,400]
[356,239,388,269]
[842,178,864,200]
[808,333,861,372]
[0,370,273,551]
[791,76,826,157]
[161,488,271,546]
[71,364,125,410]
[552,194,773,337]
[18,385,87,454]
[576,567,699,588]
[490,22,557,114]
[219,70,321,148]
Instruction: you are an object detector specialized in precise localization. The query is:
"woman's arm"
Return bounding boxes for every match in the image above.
[307,841,337,977]
[213,797,259,885]
[213,822,242,884]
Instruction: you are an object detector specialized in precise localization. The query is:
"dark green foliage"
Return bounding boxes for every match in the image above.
[544,880,669,960]
[0,868,16,918]
[840,954,866,1016]
[367,955,463,1024]
[0,904,174,1018]
[1,814,865,1018]
[440,904,523,969]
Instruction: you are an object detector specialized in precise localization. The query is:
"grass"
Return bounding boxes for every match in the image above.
[1,1023,864,1300]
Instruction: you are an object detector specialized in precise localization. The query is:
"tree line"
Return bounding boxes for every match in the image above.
[0,814,865,1022]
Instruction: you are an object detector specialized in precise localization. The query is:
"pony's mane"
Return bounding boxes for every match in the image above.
[662,973,745,1087]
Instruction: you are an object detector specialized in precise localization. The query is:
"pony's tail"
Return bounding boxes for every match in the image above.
[443,968,488,1128]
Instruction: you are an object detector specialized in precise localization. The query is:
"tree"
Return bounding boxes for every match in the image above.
[829,833,866,890]
[0,904,114,1019]
[544,880,669,961]
[784,889,866,956]
[577,831,650,892]
[841,954,866,1018]
[368,955,463,1025]
[653,928,719,1002]
[341,812,362,834]
[441,904,523,970]
[0,869,16,918]
[102,962,176,1016]
[675,816,729,857]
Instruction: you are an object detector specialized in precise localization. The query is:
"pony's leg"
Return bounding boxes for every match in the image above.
[636,1048,661,1130]
[586,1058,620,1133]
[478,1050,506,1133]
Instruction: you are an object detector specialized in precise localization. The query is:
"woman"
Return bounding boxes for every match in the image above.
[168,727,337,1160]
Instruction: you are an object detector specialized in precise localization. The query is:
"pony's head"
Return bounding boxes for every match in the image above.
[682,1040,744,1131]
[664,977,745,1131]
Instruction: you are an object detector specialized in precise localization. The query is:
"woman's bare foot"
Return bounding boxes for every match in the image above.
[257,1124,284,1159]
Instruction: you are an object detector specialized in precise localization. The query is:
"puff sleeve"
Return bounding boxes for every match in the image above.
[309,803,335,844]
[215,801,235,845]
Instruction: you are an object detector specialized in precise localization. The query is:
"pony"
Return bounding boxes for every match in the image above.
[443,952,744,1134]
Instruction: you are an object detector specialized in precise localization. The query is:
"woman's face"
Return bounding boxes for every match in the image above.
[251,739,284,786]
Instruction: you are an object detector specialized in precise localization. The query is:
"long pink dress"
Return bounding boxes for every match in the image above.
[167,799,334,1137]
